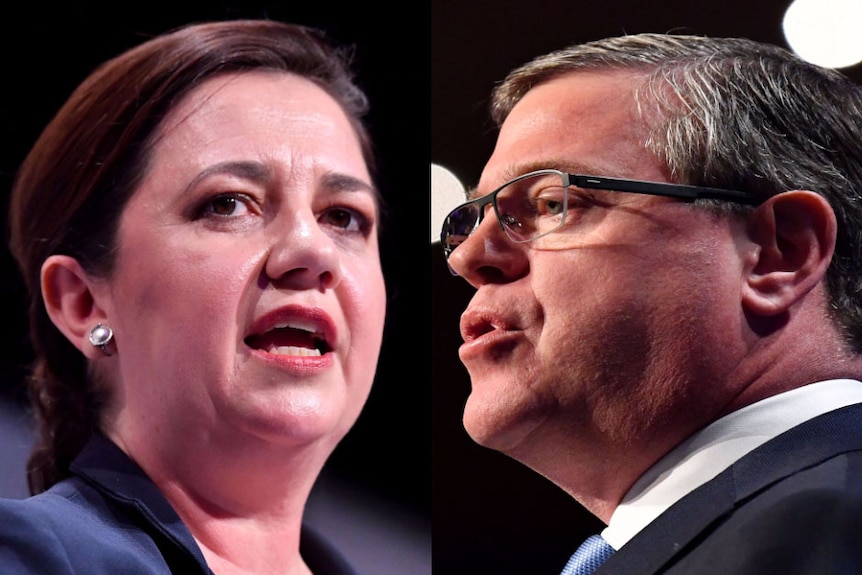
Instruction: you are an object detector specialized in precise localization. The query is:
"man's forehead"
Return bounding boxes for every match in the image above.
[502,72,643,134]
[478,73,655,196]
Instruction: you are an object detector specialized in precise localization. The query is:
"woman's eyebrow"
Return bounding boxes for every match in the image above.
[184,160,273,192]
[320,172,377,195]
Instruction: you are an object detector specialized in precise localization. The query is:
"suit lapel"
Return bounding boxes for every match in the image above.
[596,403,862,575]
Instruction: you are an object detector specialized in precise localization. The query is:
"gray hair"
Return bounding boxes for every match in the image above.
[490,33,862,352]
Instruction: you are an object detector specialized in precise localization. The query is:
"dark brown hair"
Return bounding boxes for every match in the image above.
[8,19,376,494]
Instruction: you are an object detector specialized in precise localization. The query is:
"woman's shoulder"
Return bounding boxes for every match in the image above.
[0,477,187,574]
[0,476,141,544]
[0,476,107,530]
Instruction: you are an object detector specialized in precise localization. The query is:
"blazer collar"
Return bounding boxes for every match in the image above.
[598,403,862,575]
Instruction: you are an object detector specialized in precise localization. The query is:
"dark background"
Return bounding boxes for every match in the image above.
[432,1,862,574]
[0,2,430,573]
[5,2,862,573]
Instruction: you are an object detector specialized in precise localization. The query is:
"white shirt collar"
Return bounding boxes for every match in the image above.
[602,379,862,550]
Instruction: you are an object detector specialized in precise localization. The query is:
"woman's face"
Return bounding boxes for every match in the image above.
[97,72,386,457]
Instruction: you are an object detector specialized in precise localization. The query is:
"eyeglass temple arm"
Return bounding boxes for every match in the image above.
[570,174,760,205]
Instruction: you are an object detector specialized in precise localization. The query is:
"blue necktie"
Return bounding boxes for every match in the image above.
[560,534,615,575]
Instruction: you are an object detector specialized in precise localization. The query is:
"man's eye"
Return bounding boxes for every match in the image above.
[536,198,565,216]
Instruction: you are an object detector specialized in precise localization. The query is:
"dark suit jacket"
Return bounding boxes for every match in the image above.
[596,403,862,574]
[0,434,360,574]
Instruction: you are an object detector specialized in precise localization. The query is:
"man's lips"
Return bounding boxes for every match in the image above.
[460,308,516,342]
[458,307,525,361]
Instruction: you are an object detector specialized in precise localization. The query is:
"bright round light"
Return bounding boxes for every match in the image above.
[430,163,466,243]
[783,0,862,69]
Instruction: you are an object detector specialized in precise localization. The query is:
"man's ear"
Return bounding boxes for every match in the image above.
[41,254,109,358]
[743,190,836,316]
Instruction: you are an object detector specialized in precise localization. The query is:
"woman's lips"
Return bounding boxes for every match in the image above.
[245,322,329,356]
[246,305,337,355]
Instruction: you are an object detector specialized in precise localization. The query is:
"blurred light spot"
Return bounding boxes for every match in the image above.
[783,0,862,69]
[431,163,466,243]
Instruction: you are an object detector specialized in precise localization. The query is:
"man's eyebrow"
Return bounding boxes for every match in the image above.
[465,161,553,201]
[466,159,620,201]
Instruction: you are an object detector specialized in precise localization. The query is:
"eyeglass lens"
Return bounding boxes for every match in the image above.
[495,171,567,242]
[440,201,481,257]
[441,170,568,259]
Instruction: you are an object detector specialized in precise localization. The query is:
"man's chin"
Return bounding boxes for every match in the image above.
[462,396,533,453]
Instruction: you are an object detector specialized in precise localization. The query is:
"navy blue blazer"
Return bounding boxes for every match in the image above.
[594,403,862,574]
[0,434,360,574]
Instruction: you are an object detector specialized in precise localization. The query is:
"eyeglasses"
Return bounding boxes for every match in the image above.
[439,168,760,262]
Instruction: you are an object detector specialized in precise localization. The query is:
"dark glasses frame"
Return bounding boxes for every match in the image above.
[440,168,761,261]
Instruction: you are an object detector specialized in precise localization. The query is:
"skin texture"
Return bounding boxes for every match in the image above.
[41,71,386,574]
[447,70,847,522]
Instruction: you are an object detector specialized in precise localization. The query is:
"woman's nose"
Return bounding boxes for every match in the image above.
[265,210,342,291]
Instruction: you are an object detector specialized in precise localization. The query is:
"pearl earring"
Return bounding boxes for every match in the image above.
[88,323,113,356]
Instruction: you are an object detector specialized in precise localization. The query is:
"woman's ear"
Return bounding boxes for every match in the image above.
[742,190,836,316]
[41,255,109,358]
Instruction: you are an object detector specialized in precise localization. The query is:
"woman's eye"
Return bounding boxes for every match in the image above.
[323,207,369,233]
[200,194,253,218]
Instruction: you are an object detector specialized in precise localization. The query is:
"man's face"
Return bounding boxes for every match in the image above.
[447,71,750,474]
